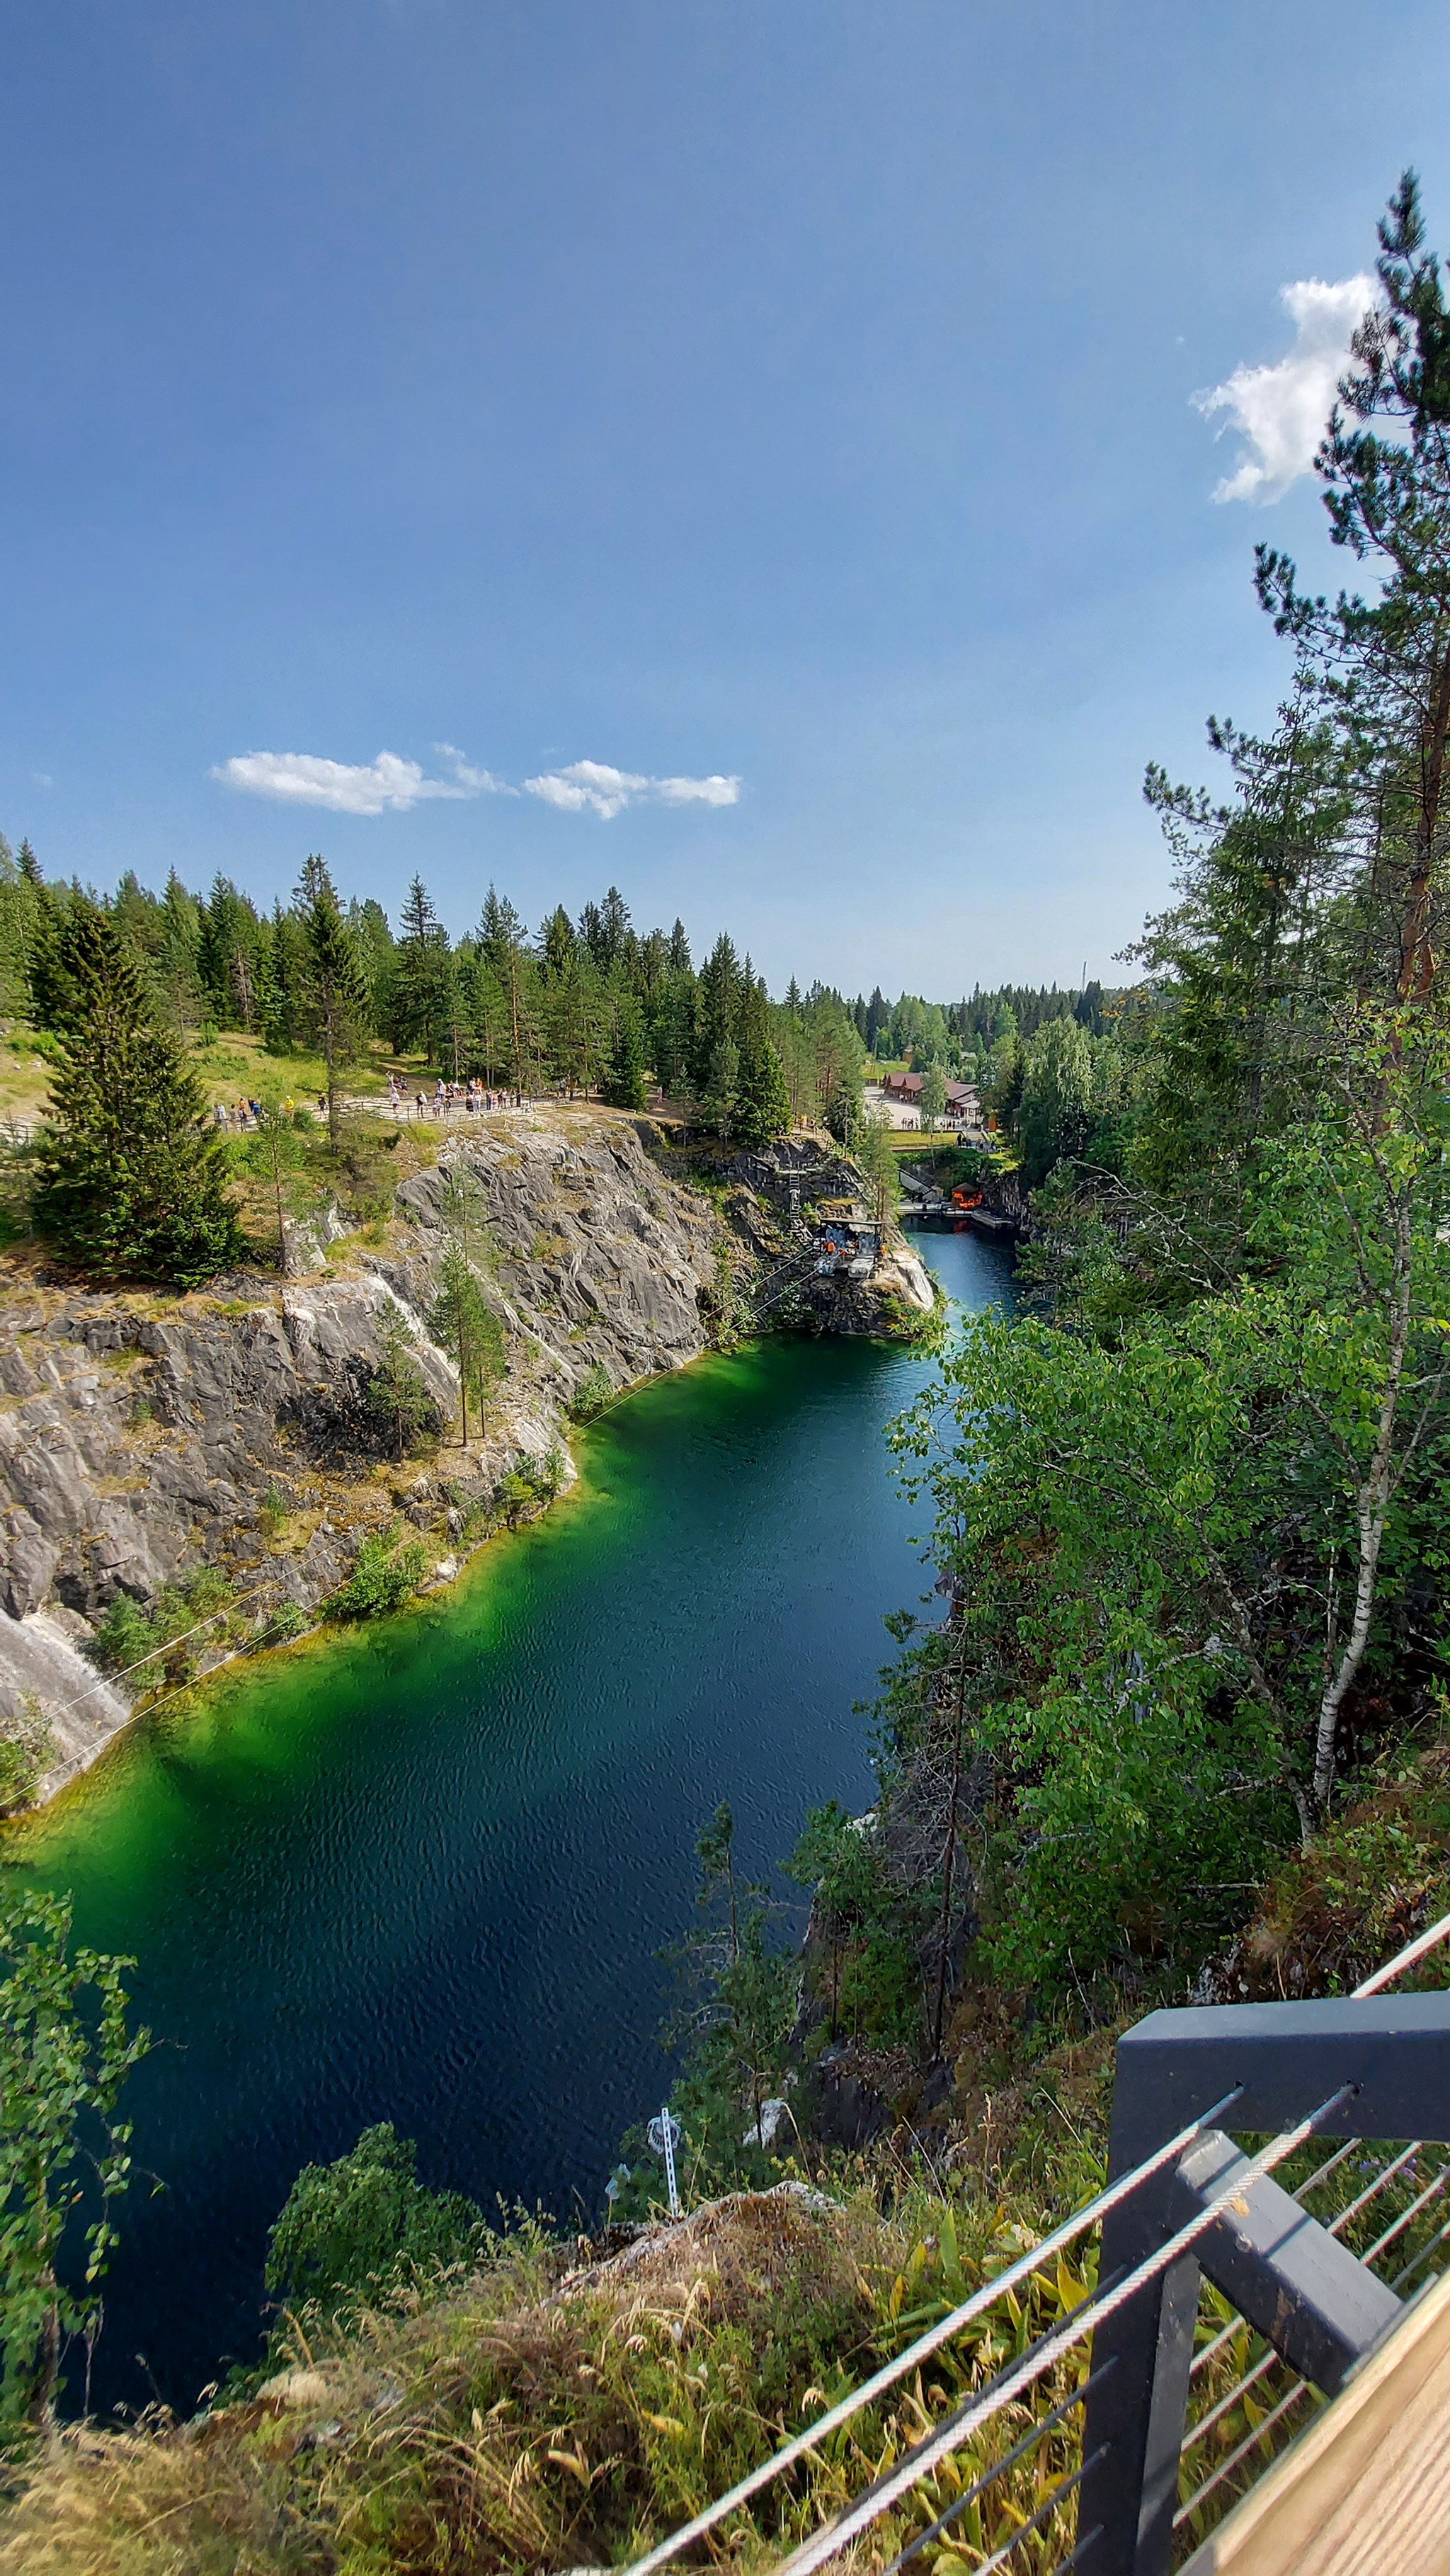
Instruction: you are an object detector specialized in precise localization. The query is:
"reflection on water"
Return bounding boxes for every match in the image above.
[10,1227,1012,2414]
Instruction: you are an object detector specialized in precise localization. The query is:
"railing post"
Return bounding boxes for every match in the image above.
[1078,1990,1450,2575]
[1077,2102,1197,2576]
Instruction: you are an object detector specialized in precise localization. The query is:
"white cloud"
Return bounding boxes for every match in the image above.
[1194,275,1376,503]
[215,743,741,819]
[524,759,741,819]
[433,743,516,795]
[653,773,741,807]
[214,744,510,815]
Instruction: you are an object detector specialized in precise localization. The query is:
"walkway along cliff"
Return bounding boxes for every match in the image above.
[0,1107,935,1800]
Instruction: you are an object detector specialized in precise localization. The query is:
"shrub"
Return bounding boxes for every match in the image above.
[89,1568,236,1677]
[256,1603,309,1648]
[496,1448,564,1526]
[326,1524,428,1619]
[264,2123,488,2320]
[90,1593,156,1673]
[569,1362,614,1421]
[0,1699,52,1816]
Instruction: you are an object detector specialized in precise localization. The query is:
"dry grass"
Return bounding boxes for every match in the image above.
[0,2179,1130,2576]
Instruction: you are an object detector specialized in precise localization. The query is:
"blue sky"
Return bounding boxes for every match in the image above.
[4,1,1449,996]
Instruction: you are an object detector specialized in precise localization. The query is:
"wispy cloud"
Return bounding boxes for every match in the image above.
[216,744,740,819]
[214,743,513,814]
[524,760,741,819]
[1194,275,1375,503]
[433,743,515,795]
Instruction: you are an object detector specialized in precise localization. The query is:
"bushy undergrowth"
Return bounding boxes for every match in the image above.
[1203,1731,1450,2002]
[324,1525,428,1621]
[568,1362,615,1422]
[89,1567,236,1682]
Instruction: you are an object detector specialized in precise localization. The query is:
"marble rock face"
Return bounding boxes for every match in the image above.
[0,1113,725,1791]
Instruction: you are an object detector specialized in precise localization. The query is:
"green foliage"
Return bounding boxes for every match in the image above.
[326,1524,428,1620]
[264,2122,487,2320]
[886,1031,1450,1994]
[701,1241,746,1350]
[604,995,648,1110]
[615,1800,798,2217]
[855,1105,900,1228]
[90,1567,238,1682]
[916,1061,947,1136]
[256,1602,309,1648]
[0,1699,52,1818]
[787,1801,917,2044]
[364,1300,437,1459]
[495,1446,564,1525]
[568,1361,615,1420]
[241,1095,310,1269]
[31,911,243,1286]
[733,981,792,1146]
[428,1244,506,1447]
[295,855,369,1148]
[0,1883,151,2432]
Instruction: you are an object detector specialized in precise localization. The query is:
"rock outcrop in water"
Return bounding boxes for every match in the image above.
[0,1105,930,1799]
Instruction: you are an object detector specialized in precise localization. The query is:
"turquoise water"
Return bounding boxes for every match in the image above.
[9,1225,1011,2415]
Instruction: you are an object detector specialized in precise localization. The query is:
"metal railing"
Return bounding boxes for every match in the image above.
[622,1911,1450,2576]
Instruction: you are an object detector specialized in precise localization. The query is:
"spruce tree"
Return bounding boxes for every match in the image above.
[392,875,455,1069]
[296,856,369,1147]
[605,997,648,1110]
[540,905,576,981]
[428,1246,504,1447]
[701,1033,739,1139]
[365,1302,435,1459]
[732,983,792,1147]
[33,910,242,1286]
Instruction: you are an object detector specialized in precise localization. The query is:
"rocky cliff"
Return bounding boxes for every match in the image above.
[0,1107,735,1797]
[0,1105,932,1803]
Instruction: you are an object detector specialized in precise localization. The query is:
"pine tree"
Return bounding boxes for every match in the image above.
[243,1100,308,1274]
[605,996,648,1109]
[296,856,369,1147]
[668,918,692,974]
[33,911,242,1286]
[476,888,531,1085]
[25,877,84,1031]
[856,1106,899,1230]
[598,885,631,969]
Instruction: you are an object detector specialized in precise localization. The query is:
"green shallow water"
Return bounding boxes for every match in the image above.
[8,1226,1012,2415]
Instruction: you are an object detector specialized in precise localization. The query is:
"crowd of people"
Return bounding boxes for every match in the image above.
[384,1074,528,1118]
[209,1076,532,1132]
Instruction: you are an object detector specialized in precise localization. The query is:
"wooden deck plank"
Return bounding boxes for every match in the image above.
[1179,2264,1450,2576]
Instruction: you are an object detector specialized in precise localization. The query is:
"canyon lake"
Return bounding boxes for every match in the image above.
[8,1224,1012,2417]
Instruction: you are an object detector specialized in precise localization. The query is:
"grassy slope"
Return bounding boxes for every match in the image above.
[6,1753,1448,2574]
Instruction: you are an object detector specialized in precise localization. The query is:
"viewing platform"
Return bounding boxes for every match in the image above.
[629,1913,1450,2576]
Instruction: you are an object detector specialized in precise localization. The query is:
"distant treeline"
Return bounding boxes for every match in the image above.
[852,980,1113,1061]
[0,836,1100,1141]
